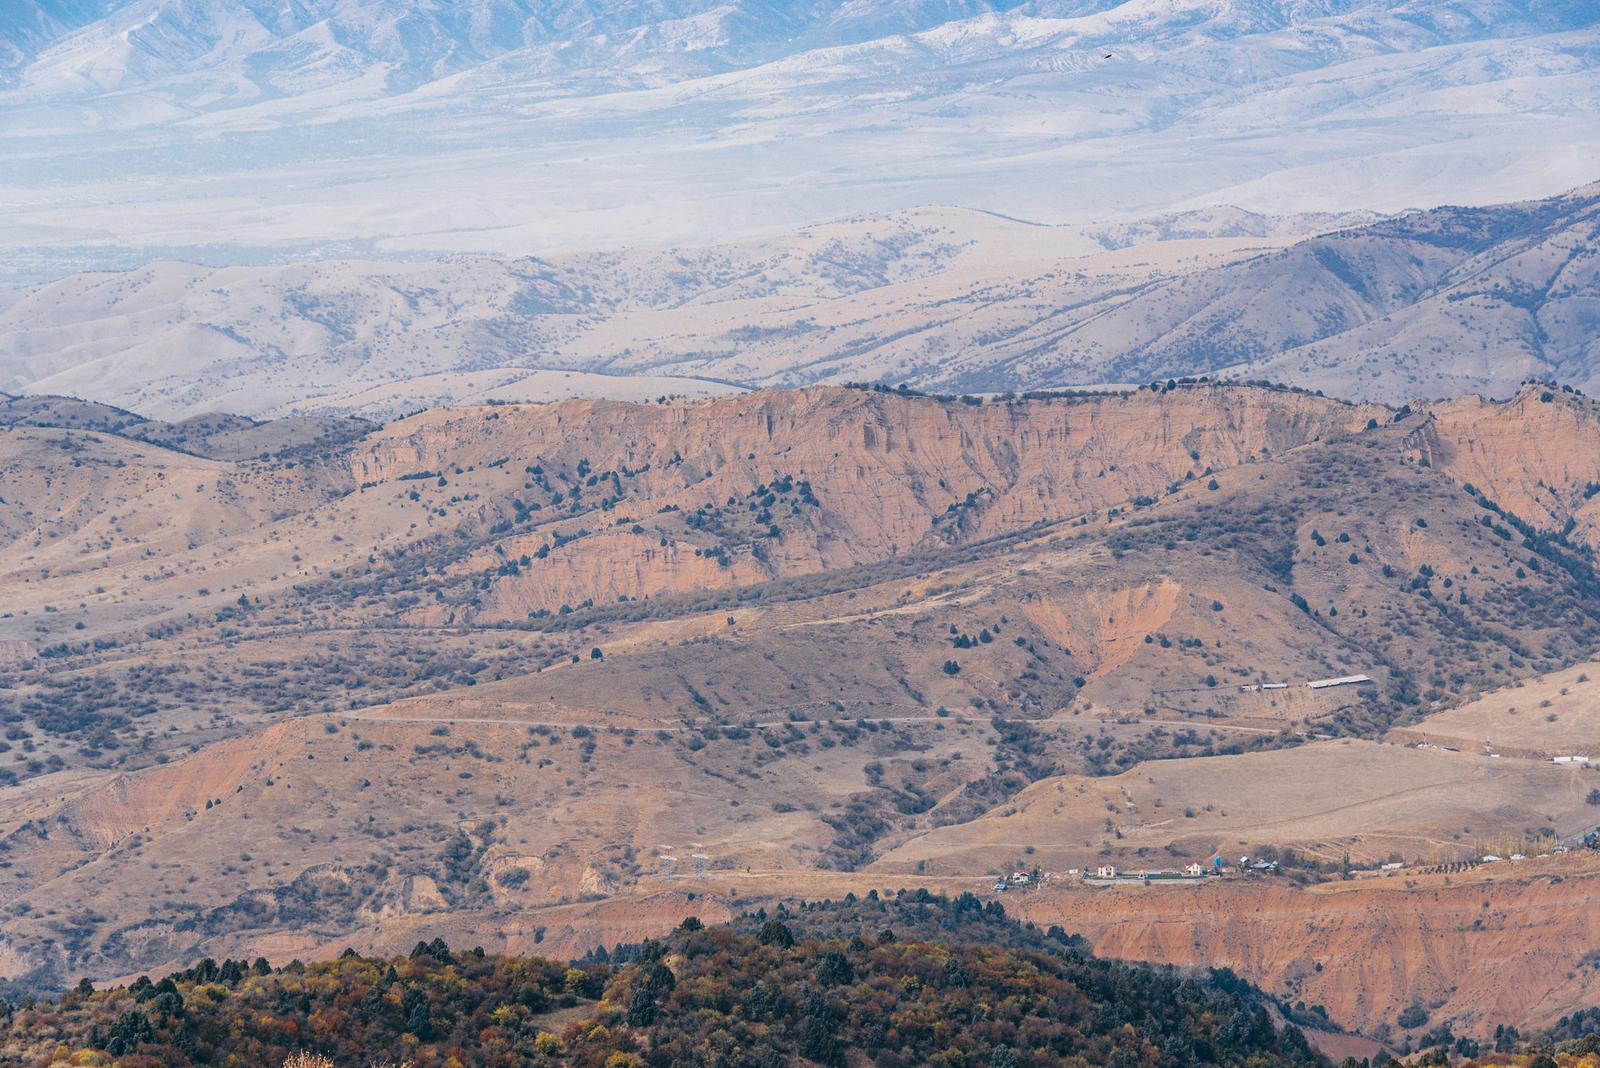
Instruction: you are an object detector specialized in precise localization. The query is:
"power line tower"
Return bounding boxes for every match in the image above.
[691,853,708,879]
[1483,739,1493,777]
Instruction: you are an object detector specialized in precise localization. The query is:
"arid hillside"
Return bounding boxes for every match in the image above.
[2,381,1600,1049]
[1396,658,1600,758]
[1014,856,1600,1049]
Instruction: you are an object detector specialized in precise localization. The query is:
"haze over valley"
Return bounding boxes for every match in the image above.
[4,185,1599,416]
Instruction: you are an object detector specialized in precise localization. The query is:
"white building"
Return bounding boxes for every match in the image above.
[1096,863,1118,879]
[1307,673,1374,690]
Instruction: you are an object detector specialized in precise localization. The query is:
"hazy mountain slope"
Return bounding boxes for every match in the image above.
[6,0,1024,98]
[2,0,1596,283]
[3,187,1595,415]
[0,0,125,86]
[18,0,1588,121]
[998,182,1600,399]
[1223,185,1600,400]
[0,206,1296,417]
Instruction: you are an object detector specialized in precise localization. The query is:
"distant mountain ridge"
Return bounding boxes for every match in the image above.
[0,0,122,84]
[0,0,1030,94]
[11,0,1589,125]
[0,186,1593,415]
[2,0,1597,283]
[0,389,373,458]
[1008,181,1600,400]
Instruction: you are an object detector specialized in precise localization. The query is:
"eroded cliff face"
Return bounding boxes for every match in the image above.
[351,385,1377,616]
[1413,385,1600,545]
[1022,580,1183,677]
[8,380,1600,1020]
[1020,865,1600,1042]
[469,532,776,620]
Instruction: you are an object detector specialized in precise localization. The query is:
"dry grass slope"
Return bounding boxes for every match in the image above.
[3,382,1600,1046]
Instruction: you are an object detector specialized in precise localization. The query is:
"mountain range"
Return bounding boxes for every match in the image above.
[2,0,1597,283]
[9,3,1600,1061]
[2,183,1594,416]
[6,380,1600,1049]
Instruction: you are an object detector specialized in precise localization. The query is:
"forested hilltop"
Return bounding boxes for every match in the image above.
[0,892,1325,1067]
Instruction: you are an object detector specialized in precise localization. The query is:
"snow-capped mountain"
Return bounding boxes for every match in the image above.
[10,0,1585,102]
[1,0,1597,285]
[0,1,124,81]
[2,1,1035,97]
